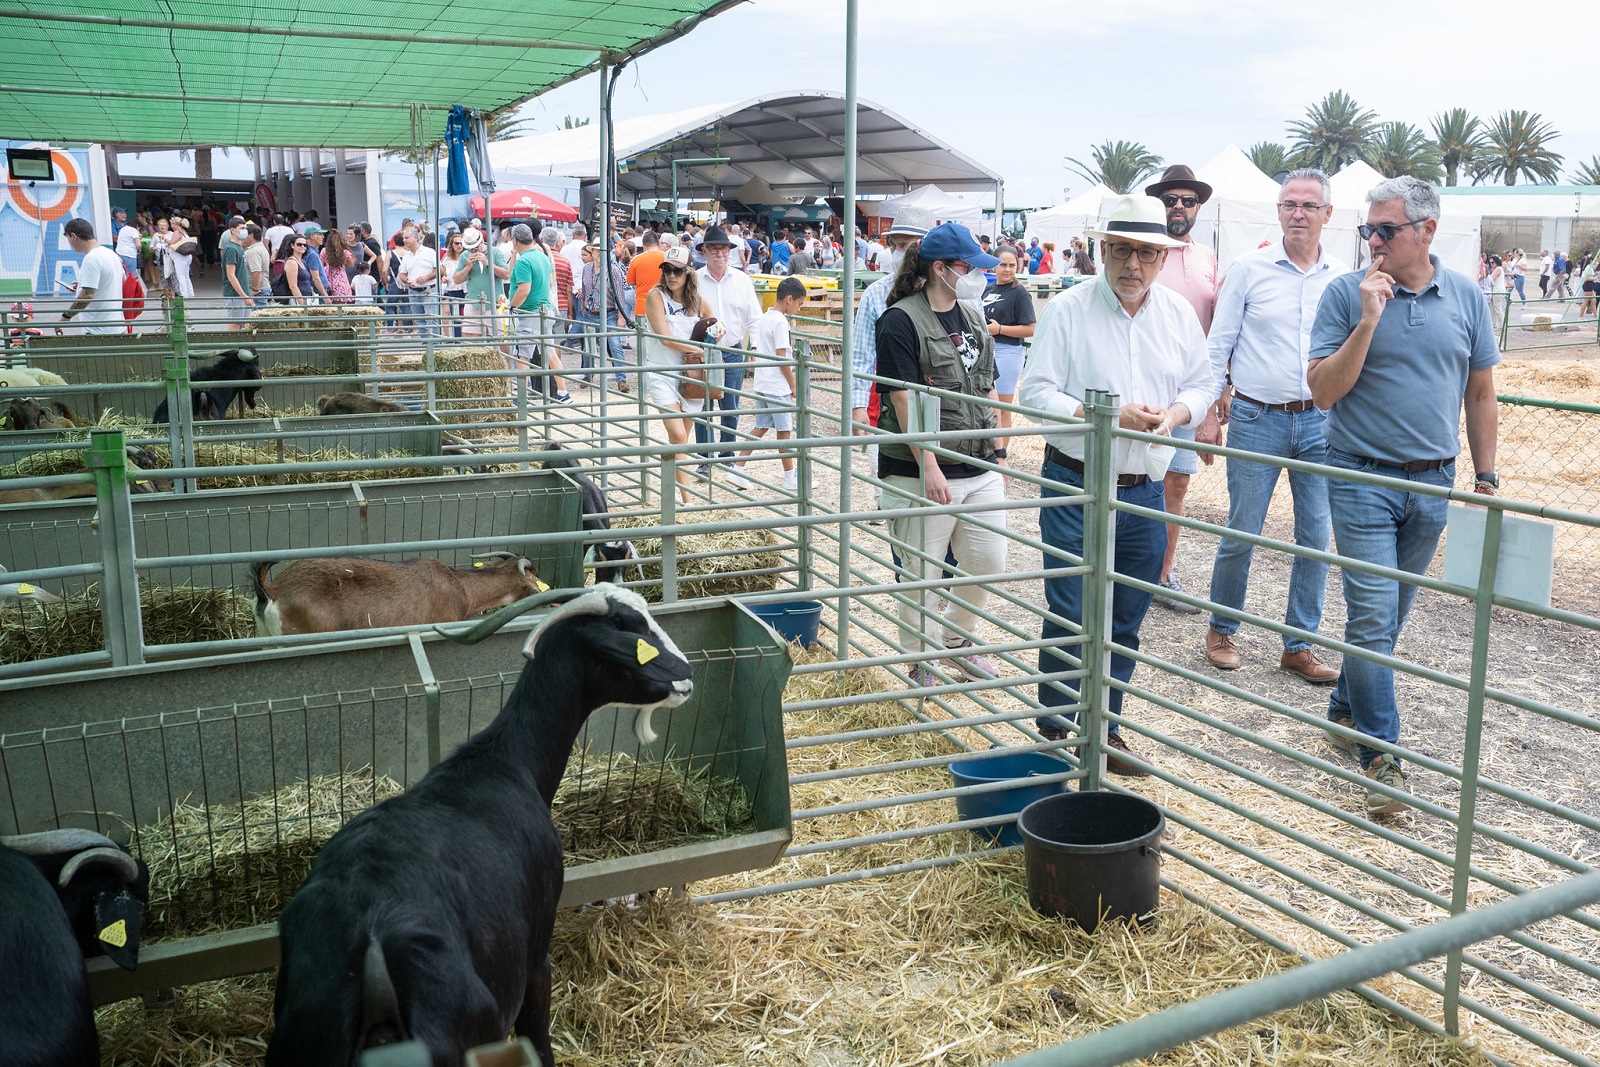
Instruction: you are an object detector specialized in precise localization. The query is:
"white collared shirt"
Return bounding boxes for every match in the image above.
[1019,277,1214,475]
[694,265,763,347]
[1208,239,1347,405]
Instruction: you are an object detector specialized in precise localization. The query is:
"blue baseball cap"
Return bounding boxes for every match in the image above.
[917,222,999,269]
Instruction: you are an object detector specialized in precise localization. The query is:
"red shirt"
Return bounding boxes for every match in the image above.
[550,252,573,313]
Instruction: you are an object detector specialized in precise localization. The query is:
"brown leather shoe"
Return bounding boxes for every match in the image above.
[1105,733,1152,778]
[1205,628,1242,670]
[1280,648,1338,684]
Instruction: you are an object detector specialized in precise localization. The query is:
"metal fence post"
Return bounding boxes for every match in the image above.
[1080,388,1119,791]
[795,337,814,592]
[1444,500,1505,1033]
[88,429,144,667]
[167,298,195,494]
[661,456,679,604]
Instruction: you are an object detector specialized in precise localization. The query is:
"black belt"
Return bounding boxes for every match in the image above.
[1233,389,1316,413]
[1331,449,1452,473]
[1044,445,1149,487]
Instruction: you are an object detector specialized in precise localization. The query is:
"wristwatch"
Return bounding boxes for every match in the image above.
[1475,472,1498,487]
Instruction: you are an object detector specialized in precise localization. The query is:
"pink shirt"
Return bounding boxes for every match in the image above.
[1155,239,1219,334]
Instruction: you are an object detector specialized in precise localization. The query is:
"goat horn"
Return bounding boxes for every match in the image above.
[517,558,533,577]
[59,846,141,887]
[434,586,585,645]
[467,551,517,561]
[3,828,119,855]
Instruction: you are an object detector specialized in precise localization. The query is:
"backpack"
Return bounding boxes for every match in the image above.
[121,262,145,330]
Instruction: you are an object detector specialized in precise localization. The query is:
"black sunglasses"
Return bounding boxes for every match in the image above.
[660,265,687,276]
[1161,194,1199,209]
[1358,219,1426,242]
[293,241,308,247]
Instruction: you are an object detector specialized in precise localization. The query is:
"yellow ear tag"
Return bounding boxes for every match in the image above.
[15,583,35,595]
[473,561,484,568]
[99,919,128,948]
[535,579,550,592]
[636,639,659,665]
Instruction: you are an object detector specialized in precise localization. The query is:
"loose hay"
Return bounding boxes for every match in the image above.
[243,304,384,329]
[0,581,254,664]
[613,509,783,599]
[556,752,755,864]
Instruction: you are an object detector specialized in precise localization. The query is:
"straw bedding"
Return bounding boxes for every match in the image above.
[0,441,437,488]
[612,508,784,599]
[0,581,254,664]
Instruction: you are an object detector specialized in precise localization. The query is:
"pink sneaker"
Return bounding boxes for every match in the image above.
[943,639,997,680]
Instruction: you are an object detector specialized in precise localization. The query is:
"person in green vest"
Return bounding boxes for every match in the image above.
[874,222,1007,688]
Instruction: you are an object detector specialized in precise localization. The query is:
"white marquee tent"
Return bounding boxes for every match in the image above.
[1024,183,1113,249]
[877,184,983,226]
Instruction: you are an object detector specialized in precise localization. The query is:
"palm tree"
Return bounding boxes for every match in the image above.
[487,106,537,142]
[1475,110,1563,186]
[1286,90,1378,172]
[1362,123,1442,184]
[560,115,591,130]
[1066,140,1163,195]
[1430,108,1485,187]
[1248,142,1291,177]
[1570,155,1600,186]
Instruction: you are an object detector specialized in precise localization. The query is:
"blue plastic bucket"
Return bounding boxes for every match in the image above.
[749,600,823,646]
[949,751,1071,847]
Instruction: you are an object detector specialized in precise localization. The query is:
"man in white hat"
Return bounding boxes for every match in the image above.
[1019,194,1216,776]
[849,205,936,448]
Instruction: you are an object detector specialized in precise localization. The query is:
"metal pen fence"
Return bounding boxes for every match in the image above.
[1,304,1598,1065]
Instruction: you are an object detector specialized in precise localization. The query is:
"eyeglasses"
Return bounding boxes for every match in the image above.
[1105,243,1163,263]
[1358,219,1426,242]
[1278,201,1327,214]
[1160,194,1199,209]
[293,241,308,247]
[660,265,687,276]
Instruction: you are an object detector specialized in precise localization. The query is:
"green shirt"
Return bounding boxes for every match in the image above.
[508,248,553,313]
[221,242,248,296]
[459,245,510,310]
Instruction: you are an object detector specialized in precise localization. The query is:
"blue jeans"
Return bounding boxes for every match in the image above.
[1324,449,1454,766]
[574,308,626,381]
[694,348,747,457]
[1208,399,1332,651]
[1512,274,1526,303]
[1036,460,1167,733]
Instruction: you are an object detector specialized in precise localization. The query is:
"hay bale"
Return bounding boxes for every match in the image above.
[432,346,512,424]
[1531,315,1553,332]
[243,304,383,331]
[0,581,254,664]
[139,770,405,941]
[613,509,783,600]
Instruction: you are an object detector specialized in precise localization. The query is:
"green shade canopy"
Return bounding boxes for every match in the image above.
[0,0,741,148]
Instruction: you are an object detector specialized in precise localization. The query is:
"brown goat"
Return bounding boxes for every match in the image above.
[0,446,168,505]
[252,552,546,636]
[316,392,408,416]
[3,397,76,431]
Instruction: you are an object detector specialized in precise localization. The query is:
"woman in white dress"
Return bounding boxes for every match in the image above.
[165,217,196,299]
[643,245,722,503]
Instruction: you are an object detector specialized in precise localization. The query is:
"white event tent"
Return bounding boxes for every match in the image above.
[1024,183,1113,250]
[877,184,983,226]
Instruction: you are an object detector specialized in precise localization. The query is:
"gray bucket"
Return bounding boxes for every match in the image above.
[1018,791,1164,931]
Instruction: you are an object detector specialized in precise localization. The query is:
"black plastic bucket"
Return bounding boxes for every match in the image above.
[1018,791,1164,931]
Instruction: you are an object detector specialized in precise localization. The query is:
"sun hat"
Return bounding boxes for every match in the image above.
[1143,164,1213,205]
[699,224,735,247]
[916,222,1000,268]
[885,205,935,238]
[460,227,484,249]
[662,246,693,270]
[1085,195,1186,249]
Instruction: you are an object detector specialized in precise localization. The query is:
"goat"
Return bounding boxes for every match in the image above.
[252,551,547,636]
[1,563,64,604]
[0,366,69,389]
[267,585,695,1067]
[0,829,152,1067]
[153,347,263,423]
[539,442,639,585]
[4,396,76,430]
[317,391,410,416]
[0,444,170,505]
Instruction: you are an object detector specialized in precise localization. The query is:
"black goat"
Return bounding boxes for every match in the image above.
[539,442,639,585]
[153,347,264,423]
[266,585,695,1067]
[0,830,152,1067]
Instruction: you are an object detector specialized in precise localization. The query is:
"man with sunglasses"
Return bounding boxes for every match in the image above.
[1144,164,1221,616]
[1020,195,1215,776]
[1307,175,1500,816]
[1202,168,1346,684]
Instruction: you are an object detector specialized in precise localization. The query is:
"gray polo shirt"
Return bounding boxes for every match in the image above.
[1309,254,1500,463]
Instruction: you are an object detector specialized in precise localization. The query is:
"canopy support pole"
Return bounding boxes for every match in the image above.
[835,0,859,662]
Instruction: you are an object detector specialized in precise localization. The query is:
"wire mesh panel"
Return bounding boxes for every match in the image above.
[0,599,792,998]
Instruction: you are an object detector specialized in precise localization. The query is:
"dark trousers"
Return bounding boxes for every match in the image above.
[694,349,747,458]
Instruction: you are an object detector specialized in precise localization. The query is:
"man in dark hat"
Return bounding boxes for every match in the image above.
[1143,163,1221,616]
[694,224,764,475]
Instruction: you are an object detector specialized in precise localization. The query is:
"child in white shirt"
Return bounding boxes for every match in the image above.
[728,277,806,492]
[351,259,377,304]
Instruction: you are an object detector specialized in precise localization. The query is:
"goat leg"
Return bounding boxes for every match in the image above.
[514,953,554,1067]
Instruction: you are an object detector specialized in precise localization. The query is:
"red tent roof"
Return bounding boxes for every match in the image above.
[470,189,579,223]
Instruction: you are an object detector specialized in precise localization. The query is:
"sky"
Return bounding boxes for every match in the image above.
[136,0,1600,210]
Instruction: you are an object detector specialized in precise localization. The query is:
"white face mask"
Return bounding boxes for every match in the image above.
[950,263,988,301]
[886,248,905,275]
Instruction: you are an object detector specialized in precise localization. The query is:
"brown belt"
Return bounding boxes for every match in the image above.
[1044,445,1149,487]
[1233,389,1316,413]
[1330,449,1452,474]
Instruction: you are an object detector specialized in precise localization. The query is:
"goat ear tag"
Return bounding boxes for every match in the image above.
[536,578,550,592]
[473,561,484,568]
[15,583,35,594]
[636,639,659,665]
[99,918,128,948]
